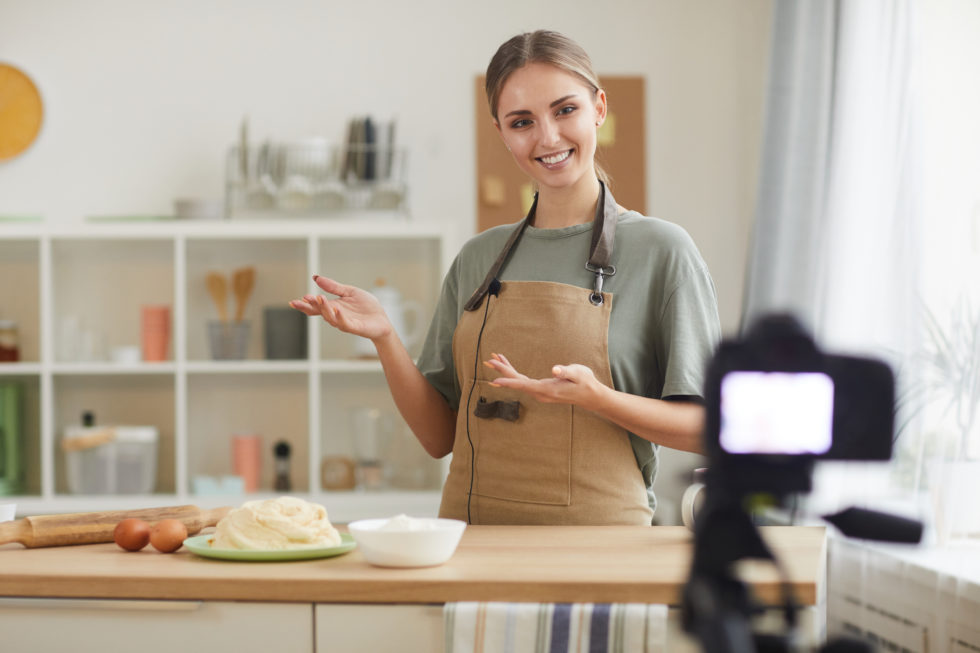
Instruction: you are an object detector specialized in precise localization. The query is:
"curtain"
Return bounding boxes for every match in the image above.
[744,1,980,649]
[742,0,919,358]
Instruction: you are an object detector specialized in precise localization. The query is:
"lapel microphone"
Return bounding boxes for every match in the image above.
[488,278,501,296]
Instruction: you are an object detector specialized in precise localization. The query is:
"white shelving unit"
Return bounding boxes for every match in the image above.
[0,217,447,521]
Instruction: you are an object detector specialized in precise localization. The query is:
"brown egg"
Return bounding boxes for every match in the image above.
[149,518,189,553]
[114,518,151,551]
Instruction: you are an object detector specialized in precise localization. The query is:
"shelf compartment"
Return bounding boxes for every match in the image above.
[317,236,441,360]
[186,372,308,495]
[185,238,307,362]
[51,239,174,363]
[0,239,40,362]
[319,373,442,493]
[52,374,176,495]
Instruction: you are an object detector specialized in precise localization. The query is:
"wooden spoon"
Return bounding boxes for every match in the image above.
[206,271,228,323]
[232,266,256,322]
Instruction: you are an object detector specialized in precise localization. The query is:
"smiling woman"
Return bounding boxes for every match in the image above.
[291,30,722,526]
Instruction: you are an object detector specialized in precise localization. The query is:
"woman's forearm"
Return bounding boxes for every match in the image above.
[373,331,457,459]
[590,386,705,454]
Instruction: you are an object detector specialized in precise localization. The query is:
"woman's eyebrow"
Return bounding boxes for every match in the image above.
[503,94,579,119]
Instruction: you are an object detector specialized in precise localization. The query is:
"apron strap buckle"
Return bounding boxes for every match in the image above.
[585,263,616,306]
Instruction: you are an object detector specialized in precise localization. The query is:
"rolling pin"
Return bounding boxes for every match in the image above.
[0,505,232,548]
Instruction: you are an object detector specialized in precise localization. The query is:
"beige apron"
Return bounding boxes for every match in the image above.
[438,183,653,526]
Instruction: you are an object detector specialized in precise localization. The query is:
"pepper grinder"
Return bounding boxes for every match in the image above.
[273,440,292,491]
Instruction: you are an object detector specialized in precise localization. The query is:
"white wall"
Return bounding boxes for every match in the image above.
[0,0,772,333]
[1,0,773,523]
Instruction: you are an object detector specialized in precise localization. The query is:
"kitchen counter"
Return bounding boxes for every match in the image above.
[0,525,825,606]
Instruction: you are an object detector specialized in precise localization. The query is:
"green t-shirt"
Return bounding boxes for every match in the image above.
[417,211,721,512]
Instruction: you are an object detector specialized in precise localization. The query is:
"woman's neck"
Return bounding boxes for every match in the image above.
[531,176,602,229]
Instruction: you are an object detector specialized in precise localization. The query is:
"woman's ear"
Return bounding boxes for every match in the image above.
[594,89,608,127]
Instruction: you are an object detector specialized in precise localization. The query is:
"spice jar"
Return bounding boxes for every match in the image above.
[0,320,19,362]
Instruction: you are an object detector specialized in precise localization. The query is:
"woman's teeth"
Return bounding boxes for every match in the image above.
[539,150,571,165]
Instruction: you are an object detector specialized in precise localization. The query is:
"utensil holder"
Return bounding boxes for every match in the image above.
[208,321,250,360]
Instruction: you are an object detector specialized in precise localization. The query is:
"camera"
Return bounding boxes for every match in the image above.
[701,313,895,496]
[682,314,918,653]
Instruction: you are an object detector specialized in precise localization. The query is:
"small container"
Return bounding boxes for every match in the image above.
[0,320,20,362]
[263,307,307,360]
[0,503,15,522]
[141,305,171,362]
[62,425,158,495]
[273,440,292,491]
[232,434,261,492]
[208,321,250,360]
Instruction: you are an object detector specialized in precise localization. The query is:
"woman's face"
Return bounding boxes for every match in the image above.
[495,62,606,193]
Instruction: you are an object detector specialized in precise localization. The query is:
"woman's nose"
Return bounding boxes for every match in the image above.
[539,118,561,146]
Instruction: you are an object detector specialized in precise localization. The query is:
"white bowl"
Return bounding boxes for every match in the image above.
[347,517,466,568]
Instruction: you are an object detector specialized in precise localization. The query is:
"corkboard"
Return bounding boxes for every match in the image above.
[475,75,646,232]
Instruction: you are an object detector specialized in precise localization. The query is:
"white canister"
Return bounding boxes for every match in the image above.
[353,280,423,357]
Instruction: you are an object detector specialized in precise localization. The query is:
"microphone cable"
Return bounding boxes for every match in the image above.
[464,278,500,524]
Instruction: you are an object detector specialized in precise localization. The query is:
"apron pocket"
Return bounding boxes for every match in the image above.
[470,381,571,505]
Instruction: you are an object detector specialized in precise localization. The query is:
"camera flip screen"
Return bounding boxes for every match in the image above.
[719,371,835,455]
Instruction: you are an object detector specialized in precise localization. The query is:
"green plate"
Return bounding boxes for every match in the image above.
[183,533,356,561]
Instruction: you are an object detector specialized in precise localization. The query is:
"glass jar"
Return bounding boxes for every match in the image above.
[0,320,19,362]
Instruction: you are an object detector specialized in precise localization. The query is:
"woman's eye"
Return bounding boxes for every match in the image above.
[557,105,577,116]
[510,119,531,129]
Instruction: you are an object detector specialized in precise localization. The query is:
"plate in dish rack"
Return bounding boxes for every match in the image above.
[183,533,356,561]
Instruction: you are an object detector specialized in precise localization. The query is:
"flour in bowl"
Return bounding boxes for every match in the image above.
[378,514,438,531]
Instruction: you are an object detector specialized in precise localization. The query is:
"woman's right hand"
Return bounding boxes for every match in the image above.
[289,275,392,341]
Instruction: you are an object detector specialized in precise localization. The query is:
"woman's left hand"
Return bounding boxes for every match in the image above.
[483,352,606,411]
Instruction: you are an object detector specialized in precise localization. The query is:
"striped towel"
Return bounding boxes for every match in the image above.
[444,602,668,653]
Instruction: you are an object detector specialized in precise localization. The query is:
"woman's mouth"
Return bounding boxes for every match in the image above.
[536,149,573,168]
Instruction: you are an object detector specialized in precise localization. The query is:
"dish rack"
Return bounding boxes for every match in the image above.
[224,141,408,218]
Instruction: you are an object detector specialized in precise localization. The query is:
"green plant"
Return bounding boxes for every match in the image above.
[898,296,980,460]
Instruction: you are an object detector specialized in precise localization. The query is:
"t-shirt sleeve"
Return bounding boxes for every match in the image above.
[657,261,721,400]
[417,256,463,411]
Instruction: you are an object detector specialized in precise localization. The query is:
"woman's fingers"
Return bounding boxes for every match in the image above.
[288,299,318,316]
[484,354,527,380]
[482,357,597,406]
[313,274,355,298]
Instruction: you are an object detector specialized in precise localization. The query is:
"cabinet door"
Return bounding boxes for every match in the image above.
[0,598,313,652]
[315,603,444,653]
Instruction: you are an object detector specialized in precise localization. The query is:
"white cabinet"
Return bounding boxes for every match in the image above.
[0,598,313,653]
[0,218,447,519]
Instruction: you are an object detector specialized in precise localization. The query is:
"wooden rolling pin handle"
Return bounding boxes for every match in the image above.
[0,505,233,548]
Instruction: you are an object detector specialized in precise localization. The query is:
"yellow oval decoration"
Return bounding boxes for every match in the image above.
[0,63,44,160]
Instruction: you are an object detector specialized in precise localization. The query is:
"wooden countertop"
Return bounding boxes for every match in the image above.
[0,525,825,606]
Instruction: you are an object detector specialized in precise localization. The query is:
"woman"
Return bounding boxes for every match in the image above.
[290,30,721,525]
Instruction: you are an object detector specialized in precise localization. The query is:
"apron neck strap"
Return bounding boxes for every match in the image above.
[464,181,619,311]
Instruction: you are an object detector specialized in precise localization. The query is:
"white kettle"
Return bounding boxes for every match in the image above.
[354,279,423,357]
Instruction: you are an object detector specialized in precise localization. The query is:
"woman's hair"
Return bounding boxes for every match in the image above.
[485,30,610,187]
